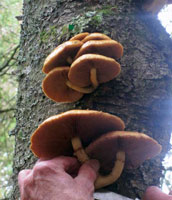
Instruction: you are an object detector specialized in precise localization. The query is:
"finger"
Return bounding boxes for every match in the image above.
[75,159,99,190]
[18,169,32,185]
[142,186,172,200]
[49,156,80,172]
[33,156,80,176]
[18,169,32,199]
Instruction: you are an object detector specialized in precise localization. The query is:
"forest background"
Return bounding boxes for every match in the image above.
[0,0,171,199]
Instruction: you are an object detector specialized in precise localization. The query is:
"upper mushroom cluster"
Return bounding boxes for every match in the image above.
[42,32,123,102]
[30,110,162,189]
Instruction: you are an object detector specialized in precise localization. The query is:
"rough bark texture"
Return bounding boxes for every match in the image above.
[11,0,172,199]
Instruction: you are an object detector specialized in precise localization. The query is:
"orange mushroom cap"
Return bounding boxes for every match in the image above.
[42,40,83,74]
[82,33,111,43]
[75,40,123,60]
[42,67,83,103]
[69,32,89,41]
[30,110,125,159]
[68,54,121,87]
[86,131,162,174]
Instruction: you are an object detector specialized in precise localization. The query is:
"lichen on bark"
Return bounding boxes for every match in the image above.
[11,0,172,199]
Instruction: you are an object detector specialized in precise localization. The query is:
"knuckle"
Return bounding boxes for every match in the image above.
[33,163,48,176]
[33,162,55,177]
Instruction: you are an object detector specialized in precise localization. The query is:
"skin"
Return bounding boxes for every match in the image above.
[18,157,172,200]
[142,186,172,200]
[18,156,99,200]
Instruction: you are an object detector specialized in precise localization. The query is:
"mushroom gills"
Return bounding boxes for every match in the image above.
[71,136,126,189]
[42,67,83,103]
[66,67,98,93]
[95,151,125,189]
[30,110,125,158]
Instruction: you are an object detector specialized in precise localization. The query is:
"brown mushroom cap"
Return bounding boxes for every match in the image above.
[30,110,125,159]
[68,54,121,87]
[75,40,123,60]
[82,33,111,43]
[42,40,83,74]
[86,131,162,174]
[42,67,83,103]
[70,32,89,41]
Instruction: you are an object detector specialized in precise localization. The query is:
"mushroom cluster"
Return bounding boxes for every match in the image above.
[42,32,123,102]
[28,32,162,191]
[30,110,162,189]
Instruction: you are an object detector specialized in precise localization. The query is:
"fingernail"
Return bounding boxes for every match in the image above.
[87,159,100,172]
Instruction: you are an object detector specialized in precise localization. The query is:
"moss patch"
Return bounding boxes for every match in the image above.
[58,6,117,43]
[40,25,58,44]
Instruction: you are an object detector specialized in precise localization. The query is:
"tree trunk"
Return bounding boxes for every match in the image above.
[11,0,172,199]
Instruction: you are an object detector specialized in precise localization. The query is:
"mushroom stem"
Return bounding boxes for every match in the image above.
[95,151,125,189]
[67,56,73,64]
[71,137,90,163]
[66,80,95,94]
[90,68,99,89]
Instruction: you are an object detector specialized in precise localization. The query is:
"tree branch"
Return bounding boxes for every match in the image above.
[166,167,172,171]
[0,45,19,73]
[0,198,9,200]
[0,108,16,114]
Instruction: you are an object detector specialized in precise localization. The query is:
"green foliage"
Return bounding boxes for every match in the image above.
[0,0,21,51]
[0,0,22,198]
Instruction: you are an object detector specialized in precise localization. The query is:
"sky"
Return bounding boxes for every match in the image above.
[158,4,172,194]
[158,4,172,36]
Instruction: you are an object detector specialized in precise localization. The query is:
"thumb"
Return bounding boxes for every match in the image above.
[75,159,99,190]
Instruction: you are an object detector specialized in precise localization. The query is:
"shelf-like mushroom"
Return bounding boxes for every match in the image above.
[42,40,83,74]
[75,40,123,60]
[82,33,111,43]
[85,131,162,189]
[68,54,121,88]
[41,32,124,103]
[70,32,89,41]
[42,67,83,103]
[30,110,125,160]
[42,66,99,103]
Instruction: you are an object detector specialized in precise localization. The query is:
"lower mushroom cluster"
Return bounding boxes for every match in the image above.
[42,32,123,102]
[30,110,162,189]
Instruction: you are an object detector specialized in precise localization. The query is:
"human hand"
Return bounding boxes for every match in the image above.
[142,186,172,200]
[18,156,99,200]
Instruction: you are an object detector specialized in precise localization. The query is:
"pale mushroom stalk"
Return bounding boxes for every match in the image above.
[95,151,125,189]
[90,68,99,89]
[66,80,95,94]
[72,137,126,189]
[66,56,73,64]
[71,136,90,163]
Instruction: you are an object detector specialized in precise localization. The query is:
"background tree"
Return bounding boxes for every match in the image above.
[0,0,22,198]
[10,0,172,199]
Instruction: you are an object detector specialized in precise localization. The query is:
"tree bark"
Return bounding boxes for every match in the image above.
[11,0,172,199]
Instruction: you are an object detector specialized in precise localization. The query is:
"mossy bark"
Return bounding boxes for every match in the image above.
[11,0,172,199]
